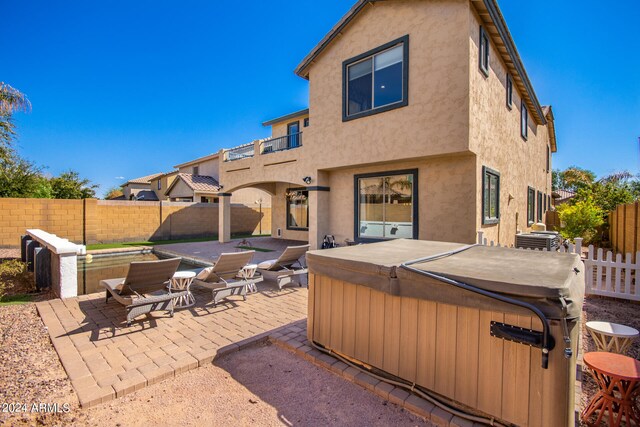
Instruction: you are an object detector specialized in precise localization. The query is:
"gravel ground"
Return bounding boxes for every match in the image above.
[2,293,637,426]
[579,295,640,426]
[0,302,427,426]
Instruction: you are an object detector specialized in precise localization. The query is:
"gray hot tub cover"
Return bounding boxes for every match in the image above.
[306,239,585,319]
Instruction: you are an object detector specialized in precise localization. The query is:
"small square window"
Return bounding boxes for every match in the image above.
[193,166,199,176]
[506,74,513,109]
[482,166,500,225]
[521,102,528,140]
[479,26,490,77]
[527,187,535,225]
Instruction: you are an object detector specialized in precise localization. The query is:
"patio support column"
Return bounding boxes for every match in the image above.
[218,193,232,243]
[308,177,330,250]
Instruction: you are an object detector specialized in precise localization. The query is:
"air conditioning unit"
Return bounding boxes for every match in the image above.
[515,231,560,251]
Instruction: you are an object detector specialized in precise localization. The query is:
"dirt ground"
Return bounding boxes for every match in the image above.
[579,295,640,426]
[0,303,427,426]
[2,292,638,426]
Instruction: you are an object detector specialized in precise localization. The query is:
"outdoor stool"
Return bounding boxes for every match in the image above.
[586,321,639,354]
[581,351,640,427]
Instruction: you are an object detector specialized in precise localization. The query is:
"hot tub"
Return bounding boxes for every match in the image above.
[306,239,584,427]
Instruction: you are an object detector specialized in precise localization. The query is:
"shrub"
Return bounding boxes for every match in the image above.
[0,259,32,301]
[557,199,604,244]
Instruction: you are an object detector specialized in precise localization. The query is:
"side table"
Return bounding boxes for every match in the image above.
[586,321,639,354]
[581,351,640,427]
[169,270,196,308]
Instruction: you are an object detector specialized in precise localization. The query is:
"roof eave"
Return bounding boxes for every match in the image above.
[173,153,220,169]
[262,108,310,127]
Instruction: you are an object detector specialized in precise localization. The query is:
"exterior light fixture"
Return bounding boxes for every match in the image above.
[302,176,312,185]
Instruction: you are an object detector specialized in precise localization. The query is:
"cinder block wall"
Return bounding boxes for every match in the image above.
[0,198,271,247]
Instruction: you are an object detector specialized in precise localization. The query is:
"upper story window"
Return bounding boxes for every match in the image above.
[303,117,309,127]
[521,102,528,140]
[193,166,199,176]
[546,145,551,172]
[506,74,513,109]
[527,187,535,225]
[157,180,161,190]
[343,35,409,121]
[479,26,490,77]
[482,166,500,225]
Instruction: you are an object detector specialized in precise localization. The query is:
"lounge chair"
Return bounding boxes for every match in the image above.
[192,251,263,306]
[100,258,184,327]
[257,244,309,289]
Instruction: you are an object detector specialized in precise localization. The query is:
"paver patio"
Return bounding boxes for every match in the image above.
[36,281,308,408]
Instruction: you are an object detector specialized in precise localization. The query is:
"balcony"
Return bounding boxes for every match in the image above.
[223,143,254,162]
[223,132,303,162]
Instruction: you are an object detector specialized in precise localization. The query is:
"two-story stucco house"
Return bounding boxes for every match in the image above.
[166,153,271,206]
[216,0,556,249]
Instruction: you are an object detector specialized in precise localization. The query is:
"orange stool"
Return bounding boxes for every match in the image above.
[582,352,640,427]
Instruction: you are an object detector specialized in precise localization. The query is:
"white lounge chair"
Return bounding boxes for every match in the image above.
[257,244,309,289]
[192,251,263,306]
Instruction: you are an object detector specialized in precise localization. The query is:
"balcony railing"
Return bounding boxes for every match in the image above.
[223,143,255,162]
[223,132,303,162]
[259,132,302,155]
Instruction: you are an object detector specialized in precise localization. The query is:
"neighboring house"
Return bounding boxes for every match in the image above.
[121,173,163,201]
[166,153,271,205]
[552,189,575,206]
[217,0,556,248]
[149,171,178,201]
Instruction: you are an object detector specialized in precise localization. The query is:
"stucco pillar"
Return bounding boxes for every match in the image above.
[308,185,331,250]
[218,193,231,243]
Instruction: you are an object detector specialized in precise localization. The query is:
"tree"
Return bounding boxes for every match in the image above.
[49,171,98,199]
[0,149,45,198]
[0,82,31,160]
[557,199,604,243]
[104,186,123,200]
[555,166,596,192]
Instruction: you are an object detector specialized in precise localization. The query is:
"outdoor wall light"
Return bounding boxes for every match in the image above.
[302,176,312,185]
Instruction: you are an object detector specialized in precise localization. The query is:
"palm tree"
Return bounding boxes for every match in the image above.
[0,82,32,159]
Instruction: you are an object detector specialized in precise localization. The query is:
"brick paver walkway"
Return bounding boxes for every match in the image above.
[37,283,307,408]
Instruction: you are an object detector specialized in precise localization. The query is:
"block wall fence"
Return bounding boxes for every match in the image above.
[0,198,271,247]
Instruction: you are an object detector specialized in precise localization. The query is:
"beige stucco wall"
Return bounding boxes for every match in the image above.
[468,7,553,246]
[270,182,309,241]
[325,155,477,245]
[150,173,177,201]
[122,183,151,200]
[270,113,309,138]
[220,0,472,192]
[178,157,219,178]
[167,178,194,200]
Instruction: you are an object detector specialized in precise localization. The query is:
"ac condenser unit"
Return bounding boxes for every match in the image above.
[515,231,560,251]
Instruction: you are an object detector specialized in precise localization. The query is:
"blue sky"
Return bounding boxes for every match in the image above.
[2,1,639,195]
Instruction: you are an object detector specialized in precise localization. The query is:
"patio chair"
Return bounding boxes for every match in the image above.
[256,244,310,289]
[100,258,184,327]
[192,250,263,306]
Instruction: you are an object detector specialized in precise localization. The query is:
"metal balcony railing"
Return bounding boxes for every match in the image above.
[223,143,255,162]
[259,132,302,154]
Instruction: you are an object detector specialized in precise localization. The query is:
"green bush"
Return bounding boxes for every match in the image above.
[0,259,32,301]
[557,199,604,244]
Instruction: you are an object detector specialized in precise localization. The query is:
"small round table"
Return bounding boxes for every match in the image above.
[581,352,640,427]
[240,264,259,293]
[586,321,639,354]
[169,270,196,308]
